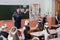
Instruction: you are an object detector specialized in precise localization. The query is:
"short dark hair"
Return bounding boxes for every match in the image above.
[16,6,20,9]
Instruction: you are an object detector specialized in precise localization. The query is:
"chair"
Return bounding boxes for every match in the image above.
[32,37,40,40]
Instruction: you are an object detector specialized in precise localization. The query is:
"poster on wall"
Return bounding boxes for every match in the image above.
[29,4,40,21]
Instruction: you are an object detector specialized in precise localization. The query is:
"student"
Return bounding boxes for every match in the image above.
[43,22,50,40]
[24,20,30,31]
[0,35,7,40]
[56,23,60,37]
[43,15,47,26]
[44,22,50,34]
[8,27,19,40]
[0,25,8,39]
[12,6,29,29]
[23,20,31,40]
[0,31,8,39]
[55,12,59,25]
[36,18,44,29]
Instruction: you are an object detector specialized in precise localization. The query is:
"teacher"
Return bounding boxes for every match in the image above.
[12,6,29,29]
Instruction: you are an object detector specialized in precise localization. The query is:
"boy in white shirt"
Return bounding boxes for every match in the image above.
[8,27,19,40]
[56,24,60,37]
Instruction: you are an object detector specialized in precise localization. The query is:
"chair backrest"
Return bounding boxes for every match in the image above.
[32,37,40,40]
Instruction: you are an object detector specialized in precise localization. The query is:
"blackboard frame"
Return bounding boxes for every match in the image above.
[0,5,29,20]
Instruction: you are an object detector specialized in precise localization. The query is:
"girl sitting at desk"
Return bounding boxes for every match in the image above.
[23,20,31,40]
[36,18,44,28]
[55,12,59,25]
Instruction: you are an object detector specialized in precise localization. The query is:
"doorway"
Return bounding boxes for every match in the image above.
[55,0,60,20]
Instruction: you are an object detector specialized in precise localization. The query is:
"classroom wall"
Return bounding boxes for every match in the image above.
[0,0,56,26]
[0,0,55,17]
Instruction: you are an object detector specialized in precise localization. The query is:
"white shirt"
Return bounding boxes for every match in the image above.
[36,24,38,28]
[56,27,60,37]
[8,35,13,40]
[56,16,58,22]
[0,35,7,40]
[43,30,49,40]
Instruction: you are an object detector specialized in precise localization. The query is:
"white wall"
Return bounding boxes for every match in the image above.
[0,0,41,5]
[0,0,55,17]
[41,0,55,17]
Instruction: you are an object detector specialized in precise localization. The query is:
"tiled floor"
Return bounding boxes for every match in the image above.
[0,19,38,31]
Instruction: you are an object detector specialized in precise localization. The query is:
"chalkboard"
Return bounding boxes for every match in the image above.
[0,5,29,20]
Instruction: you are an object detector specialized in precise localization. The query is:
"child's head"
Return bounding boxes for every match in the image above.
[10,27,17,35]
[24,20,29,26]
[38,18,42,23]
[55,12,58,16]
[44,22,49,28]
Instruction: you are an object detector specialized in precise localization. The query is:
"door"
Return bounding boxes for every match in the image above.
[55,0,60,20]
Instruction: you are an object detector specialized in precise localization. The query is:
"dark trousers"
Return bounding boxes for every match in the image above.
[55,20,58,25]
[14,22,21,29]
[24,30,31,40]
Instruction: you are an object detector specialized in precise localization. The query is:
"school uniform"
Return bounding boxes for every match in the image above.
[55,16,59,25]
[13,11,24,29]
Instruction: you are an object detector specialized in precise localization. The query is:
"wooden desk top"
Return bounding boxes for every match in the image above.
[51,24,60,28]
[30,31,44,36]
[49,29,57,34]
[49,37,60,40]
[30,29,57,37]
